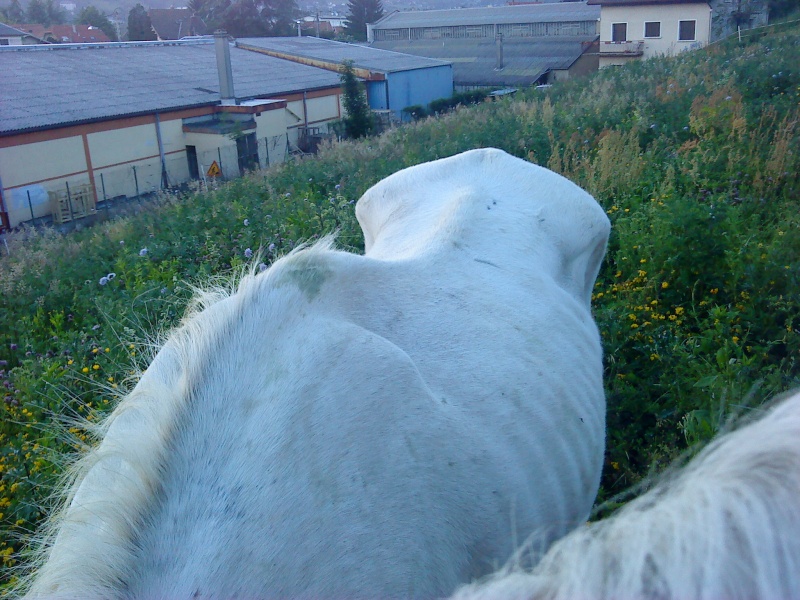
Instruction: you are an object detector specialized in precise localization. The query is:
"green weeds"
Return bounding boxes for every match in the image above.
[1,22,799,584]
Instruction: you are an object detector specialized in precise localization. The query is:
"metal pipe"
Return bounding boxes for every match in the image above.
[27,190,35,223]
[154,113,168,189]
[0,174,9,231]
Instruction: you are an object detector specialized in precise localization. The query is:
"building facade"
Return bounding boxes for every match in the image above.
[0,36,344,230]
[588,0,712,67]
[368,4,600,89]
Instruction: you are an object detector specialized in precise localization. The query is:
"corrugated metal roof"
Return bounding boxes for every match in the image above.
[373,37,593,87]
[236,36,451,73]
[373,3,600,29]
[0,40,342,135]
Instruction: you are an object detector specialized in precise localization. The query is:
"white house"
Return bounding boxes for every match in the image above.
[587,0,712,67]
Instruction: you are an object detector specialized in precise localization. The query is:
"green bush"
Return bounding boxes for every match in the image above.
[401,104,427,121]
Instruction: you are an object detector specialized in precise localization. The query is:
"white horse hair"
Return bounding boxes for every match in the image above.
[18,148,610,599]
[452,390,800,600]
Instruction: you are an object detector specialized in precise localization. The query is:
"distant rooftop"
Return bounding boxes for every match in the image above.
[0,40,341,136]
[373,36,595,87]
[372,3,600,29]
[236,36,451,74]
[10,23,111,43]
[0,23,32,37]
[587,0,706,5]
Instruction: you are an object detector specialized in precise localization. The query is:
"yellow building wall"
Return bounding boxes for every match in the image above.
[183,131,240,180]
[600,3,711,59]
[158,118,191,186]
[1,92,343,228]
[0,136,86,188]
[305,94,341,127]
[0,136,90,226]
[255,109,291,167]
[88,122,161,200]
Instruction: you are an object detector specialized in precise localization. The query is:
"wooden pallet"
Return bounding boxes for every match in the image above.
[49,184,96,224]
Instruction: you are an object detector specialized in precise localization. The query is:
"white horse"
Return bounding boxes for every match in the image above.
[20,149,610,599]
[452,389,800,600]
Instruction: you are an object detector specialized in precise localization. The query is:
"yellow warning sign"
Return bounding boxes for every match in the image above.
[207,161,221,177]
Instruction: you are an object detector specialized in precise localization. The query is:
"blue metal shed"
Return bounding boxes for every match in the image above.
[237,37,454,120]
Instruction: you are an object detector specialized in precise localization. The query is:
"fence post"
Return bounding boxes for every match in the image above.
[100,173,110,216]
[27,190,35,224]
[265,136,270,167]
[65,181,75,222]
[218,148,224,180]
[133,166,140,199]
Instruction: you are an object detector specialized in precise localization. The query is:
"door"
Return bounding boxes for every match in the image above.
[186,145,199,180]
[236,133,259,174]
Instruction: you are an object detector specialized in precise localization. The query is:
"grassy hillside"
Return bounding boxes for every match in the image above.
[1,21,799,584]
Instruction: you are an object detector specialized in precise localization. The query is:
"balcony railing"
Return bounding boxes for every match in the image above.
[599,40,645,56]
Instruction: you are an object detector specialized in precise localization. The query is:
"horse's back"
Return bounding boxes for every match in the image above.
[24,149,610,599]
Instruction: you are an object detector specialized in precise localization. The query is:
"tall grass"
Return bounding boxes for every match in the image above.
[1,23,798,585]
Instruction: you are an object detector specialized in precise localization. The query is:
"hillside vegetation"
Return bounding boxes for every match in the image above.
[1,21,799,584]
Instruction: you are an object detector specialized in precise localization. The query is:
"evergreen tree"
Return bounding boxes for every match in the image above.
[127,3,155,40]
[4,0,26,23]
[26,0,49,24]
[340,60,374,138]
[262,0,297,36]
[43,0,67,24]
[344,0,383,41]
[767,0,796,20]
[77,5,118,40]
[222,0,267,37]
[187,0,228,32]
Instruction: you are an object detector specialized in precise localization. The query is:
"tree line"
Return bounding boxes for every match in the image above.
[0,0,118,40]
[1,0,384,42]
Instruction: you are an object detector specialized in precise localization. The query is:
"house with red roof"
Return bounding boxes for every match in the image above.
[11,23,111,43]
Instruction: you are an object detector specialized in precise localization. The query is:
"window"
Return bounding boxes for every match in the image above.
[611,22,627,42]
[679,20,696,41]
[644,21,661,38]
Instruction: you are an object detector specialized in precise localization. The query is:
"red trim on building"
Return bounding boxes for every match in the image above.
[81,133,98,204]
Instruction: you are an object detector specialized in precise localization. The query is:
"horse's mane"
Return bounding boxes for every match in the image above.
[13,236,339,600]
[452,390,800,600]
